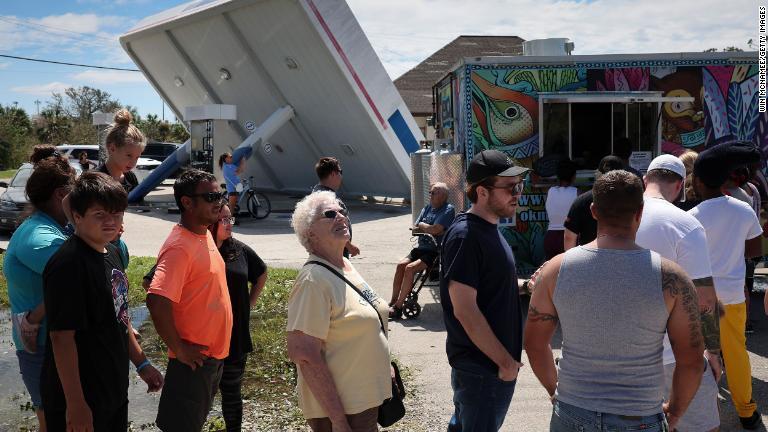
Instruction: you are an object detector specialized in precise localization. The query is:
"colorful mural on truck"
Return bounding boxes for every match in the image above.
[469,67,586,276]
[464,59,767,277]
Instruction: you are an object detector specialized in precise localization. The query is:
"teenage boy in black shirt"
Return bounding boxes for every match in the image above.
[41,172,163,431]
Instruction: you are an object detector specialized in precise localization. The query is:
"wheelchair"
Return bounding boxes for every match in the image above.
[401,233,441,319]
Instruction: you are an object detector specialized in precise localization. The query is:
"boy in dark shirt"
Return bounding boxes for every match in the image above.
[41,172,163,431]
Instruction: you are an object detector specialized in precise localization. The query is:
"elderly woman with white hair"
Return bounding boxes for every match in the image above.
[287,191,391,432]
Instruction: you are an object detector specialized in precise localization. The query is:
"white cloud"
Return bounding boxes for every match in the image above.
[347,0,755,79]
[0,63,9,70]
[37,13,123,34]
[0,13,127,56]
[10,82,72,96]
[72,69,147,84]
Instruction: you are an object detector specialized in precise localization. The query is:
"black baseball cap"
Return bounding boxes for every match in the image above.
[694,140,761,188]
[466,150,530,183]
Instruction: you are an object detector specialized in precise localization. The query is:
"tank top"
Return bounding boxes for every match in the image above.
[553,246,668,416]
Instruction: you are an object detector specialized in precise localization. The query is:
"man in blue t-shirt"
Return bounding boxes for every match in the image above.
[441,150,528,432]
[389,182,455,318]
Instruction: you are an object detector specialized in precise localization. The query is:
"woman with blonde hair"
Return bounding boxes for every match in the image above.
[677,150,699,211]
[98,109,147,195]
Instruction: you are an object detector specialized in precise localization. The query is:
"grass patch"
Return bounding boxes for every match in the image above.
[126,256,157,307]
[0,169,16,179]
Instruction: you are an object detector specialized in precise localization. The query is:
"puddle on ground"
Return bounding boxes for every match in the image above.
[0,307,163,431]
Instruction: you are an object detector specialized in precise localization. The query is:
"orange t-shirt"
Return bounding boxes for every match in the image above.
[148,225,232,359]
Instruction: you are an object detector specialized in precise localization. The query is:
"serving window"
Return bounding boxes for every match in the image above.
[539,92,691,173]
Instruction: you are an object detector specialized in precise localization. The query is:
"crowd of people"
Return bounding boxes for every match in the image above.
[4,120,768,432]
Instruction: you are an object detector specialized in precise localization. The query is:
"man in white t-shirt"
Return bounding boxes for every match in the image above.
[635,154,721,432]
[689,143,764,430]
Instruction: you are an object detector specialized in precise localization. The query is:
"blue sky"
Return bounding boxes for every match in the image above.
[0,0,758,120]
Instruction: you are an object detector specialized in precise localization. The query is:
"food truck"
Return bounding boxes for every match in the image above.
[428,40,764,276]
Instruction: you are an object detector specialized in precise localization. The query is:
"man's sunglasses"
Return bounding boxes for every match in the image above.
[486,182,525,195]
[188,191,226,203]
[321,209,348,219]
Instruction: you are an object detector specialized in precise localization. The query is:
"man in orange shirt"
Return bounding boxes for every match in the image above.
[147,169,233,432]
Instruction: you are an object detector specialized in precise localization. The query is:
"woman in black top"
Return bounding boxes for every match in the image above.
[209,204,268,432]
[97,109,145,195]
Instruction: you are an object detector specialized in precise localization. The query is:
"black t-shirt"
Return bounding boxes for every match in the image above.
[563,190,597,245]
[97,163,138,194]
[41,236,129,413]
[439,212,523,375]
[221,238,267,360]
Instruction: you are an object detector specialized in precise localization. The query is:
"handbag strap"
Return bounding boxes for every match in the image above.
[305,260,386,335]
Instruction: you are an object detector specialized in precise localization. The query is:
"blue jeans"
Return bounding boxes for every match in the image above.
[550,400,668,432]
[447,368,516,432]
[16,347,45,408]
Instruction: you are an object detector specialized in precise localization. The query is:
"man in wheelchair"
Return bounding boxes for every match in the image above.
[389,182,455,319]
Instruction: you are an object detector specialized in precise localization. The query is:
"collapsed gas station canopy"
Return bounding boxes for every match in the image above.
[120,0,423,197]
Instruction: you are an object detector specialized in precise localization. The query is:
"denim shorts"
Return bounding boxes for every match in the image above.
[16,348,45,408]
[550,400,668,432]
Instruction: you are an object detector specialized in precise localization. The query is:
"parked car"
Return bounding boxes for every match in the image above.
[55,144,161,182]
[0,161,82,232]
[142,141,181,162]
[56,144,100,169]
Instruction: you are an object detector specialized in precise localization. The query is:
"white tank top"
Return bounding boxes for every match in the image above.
[545,186,577,230]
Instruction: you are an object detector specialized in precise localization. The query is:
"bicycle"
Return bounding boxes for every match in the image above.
[234,176,272,219]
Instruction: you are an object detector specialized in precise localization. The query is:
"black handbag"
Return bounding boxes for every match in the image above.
[306,261,406,427]
[378,360,406,427]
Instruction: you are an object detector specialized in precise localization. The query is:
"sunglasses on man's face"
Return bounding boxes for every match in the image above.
[321,209,348,219]
[188,191,226,203]
[486,181,525,195]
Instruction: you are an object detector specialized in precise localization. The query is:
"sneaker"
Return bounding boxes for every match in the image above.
[11,312,39,354]
[388,306,403,320]
[740,410,762,430]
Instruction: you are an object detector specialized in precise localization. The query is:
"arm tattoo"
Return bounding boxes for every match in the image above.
[662,262,704,349]
[700,304,721,354]
[690,276,720,352]
[528,305,559,324]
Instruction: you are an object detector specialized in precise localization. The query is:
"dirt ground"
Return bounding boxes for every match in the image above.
[3,186,768,431]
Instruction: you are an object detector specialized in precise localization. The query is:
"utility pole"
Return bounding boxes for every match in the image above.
[34,99,41,115]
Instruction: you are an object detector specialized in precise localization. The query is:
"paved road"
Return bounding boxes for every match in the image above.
[2,186,768,431]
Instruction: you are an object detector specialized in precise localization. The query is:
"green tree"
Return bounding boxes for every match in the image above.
[168,121,190,143]
[53,86,121,123]
[703,46,745,52]
[36,106,72,145]
[0,105,37,168]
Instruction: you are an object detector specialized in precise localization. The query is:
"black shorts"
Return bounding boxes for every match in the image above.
[408,248,437,267]
[156,358,224,432]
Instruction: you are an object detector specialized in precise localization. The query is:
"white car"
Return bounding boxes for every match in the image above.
[55,144,161,182]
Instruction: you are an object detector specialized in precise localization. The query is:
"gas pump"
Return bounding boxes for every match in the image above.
[185,104,238,174]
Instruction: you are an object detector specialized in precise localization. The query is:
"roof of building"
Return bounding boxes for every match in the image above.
[394,35,525,115]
